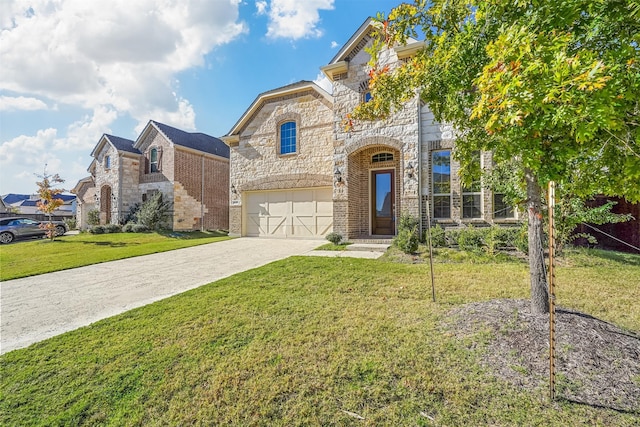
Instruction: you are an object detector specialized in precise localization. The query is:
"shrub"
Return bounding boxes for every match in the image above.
[457,225,485,252]
[425,224,447,247]
[132,224,149,233]
[89,225,105,234]
[445,228,462,247]
[325,232,343,245]
[398,213,419,233]
[105,224,122,233]
[394,228,419,253]
[394,213,419,254]
[63,217,77,230]
[121,203,140,225]
[87,209,100,226]
[514,222,529,254]
[122,223,135,233]
[137,192,172,230]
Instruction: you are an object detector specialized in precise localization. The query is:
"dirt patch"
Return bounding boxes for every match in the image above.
[444,299,640,413]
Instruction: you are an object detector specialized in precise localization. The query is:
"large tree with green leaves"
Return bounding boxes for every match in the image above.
[354,0,640,313]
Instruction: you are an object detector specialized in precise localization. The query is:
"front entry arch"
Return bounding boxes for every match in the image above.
[346,145,400,238]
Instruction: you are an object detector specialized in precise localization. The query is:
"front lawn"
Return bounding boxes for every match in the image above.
[0,231,230,281]
[1,249,638,425]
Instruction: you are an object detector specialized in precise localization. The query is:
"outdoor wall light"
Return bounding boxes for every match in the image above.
[406,162,415,178]
[334,167,342,183]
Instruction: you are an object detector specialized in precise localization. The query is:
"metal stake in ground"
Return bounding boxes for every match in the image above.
[425,198,436,302]
[548,180,557,401]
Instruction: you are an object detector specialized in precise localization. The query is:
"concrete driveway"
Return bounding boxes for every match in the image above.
[0,238,320,354]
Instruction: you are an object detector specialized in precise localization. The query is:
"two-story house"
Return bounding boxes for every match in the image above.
[222,18,518,239]
[74,120,229,231]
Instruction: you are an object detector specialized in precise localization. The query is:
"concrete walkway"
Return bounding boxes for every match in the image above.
[0,238,321,354]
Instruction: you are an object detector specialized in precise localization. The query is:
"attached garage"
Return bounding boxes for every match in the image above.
[244,188,333,238]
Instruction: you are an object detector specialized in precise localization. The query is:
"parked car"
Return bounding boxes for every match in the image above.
[0,217,67,244]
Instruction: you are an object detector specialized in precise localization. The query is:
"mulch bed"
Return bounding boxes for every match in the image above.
[444,299,640,413]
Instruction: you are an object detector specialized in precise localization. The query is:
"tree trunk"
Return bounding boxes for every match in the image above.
[525,168,549,314]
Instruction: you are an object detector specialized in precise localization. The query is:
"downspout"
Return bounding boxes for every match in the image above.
[201,154,205,232]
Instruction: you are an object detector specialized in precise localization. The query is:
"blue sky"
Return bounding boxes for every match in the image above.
[0,0,401,195]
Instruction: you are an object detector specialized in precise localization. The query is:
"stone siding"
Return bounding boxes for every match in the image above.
[331,37,420,238]
[229,92,334,234]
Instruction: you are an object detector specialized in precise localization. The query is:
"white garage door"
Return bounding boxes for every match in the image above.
[245,188,333,238]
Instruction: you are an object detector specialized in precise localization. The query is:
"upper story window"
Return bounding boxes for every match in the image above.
[150,148,159,173]
[104,155,111,169]
[432,150,451,218]
[359,80,372,103]
[372,152,394,163]
[279,121,297,155]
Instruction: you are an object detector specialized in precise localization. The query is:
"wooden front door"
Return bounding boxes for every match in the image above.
[372,169,395,235]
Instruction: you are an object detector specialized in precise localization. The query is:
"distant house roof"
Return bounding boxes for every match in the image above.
[140,120,229,158]
[2,193,30,204]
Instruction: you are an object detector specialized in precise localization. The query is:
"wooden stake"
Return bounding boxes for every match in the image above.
[548,181,557,401]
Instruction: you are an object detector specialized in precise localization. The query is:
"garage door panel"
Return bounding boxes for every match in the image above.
[244,188,333,238]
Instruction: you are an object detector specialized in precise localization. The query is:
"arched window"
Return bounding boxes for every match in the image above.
[280,121,297,155]
[150,148,159,172]
[372,152,394,163]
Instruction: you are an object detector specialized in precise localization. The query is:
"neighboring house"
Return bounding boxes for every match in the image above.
[222,19,518,239]
[75,120,230,231]
[70,176,96,229]
[1,193,76,217]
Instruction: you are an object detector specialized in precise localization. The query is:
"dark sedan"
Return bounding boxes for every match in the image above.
[0,217,67,244]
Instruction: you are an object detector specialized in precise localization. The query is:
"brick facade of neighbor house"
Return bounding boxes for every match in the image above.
[223,18,521,239]
[76,121,229,231]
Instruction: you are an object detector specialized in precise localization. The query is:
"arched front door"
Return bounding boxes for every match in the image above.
[100,185,112,224]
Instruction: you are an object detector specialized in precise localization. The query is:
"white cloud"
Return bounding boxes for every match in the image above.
[0,128,57,167]
[265,0,334,40]
[59,107,119,151]
[256,1,268,15]
[330,41,338,49]
[0,96,47,111]
[0,0,247,127]
[313,72,333,95]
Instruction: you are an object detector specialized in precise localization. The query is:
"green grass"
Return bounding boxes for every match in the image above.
[314,242,352,251]
[0,231,230,281]
[1,249,638,425]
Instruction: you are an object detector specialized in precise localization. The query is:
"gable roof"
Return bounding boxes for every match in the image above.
[71,176,94,194]
[321,17,424,80]
[107,134,140,154]
[90,134,139,158]
[2,193,30,204]
[222,81,333,143]
[135,120,229,159]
